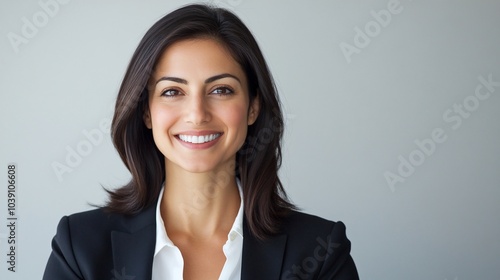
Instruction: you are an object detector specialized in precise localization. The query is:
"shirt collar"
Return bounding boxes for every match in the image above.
[154,178,244,256]
[229,178,244,240]
[154,185,174,256]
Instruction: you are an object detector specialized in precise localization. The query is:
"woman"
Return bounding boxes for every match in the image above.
[43,4,359,280]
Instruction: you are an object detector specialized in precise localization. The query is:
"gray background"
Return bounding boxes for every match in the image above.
[1,0,499,279]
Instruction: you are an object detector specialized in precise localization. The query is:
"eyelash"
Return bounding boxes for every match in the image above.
[160,86,235,98]
[211,86,234,96]
[160,89,181,98]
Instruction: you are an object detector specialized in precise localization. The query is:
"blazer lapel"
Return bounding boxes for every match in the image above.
[109,203,289,279]
[111,205,156,280]
[241,220,288,280]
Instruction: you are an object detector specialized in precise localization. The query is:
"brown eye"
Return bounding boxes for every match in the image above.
[211,87,234,96]
[161,89,180,97]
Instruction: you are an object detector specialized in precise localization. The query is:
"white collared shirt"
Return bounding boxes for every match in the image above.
[152,180,244,280]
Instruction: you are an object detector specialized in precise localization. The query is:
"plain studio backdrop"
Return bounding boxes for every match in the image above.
[1,0,499,279]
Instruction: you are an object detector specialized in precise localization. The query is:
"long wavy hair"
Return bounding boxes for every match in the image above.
[106,4,295,240]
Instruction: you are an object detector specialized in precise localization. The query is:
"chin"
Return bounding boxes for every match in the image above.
[165,155,235,175]
[177,160,220,174]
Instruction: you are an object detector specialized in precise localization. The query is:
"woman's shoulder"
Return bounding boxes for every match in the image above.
[57,204,156,235]
[45,207,156,279]
[52,208,119,246]
[278,210,351,255]
[281,210,348,235]
[65,207,110,222]
[62,208,118,231]
[271,210,358,279]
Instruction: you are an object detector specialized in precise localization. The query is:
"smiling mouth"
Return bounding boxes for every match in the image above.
[177,133,222,144]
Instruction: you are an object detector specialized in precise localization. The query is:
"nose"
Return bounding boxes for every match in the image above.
[185,93,211,125]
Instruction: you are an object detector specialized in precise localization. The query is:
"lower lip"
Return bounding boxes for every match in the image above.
[175,134,222,150]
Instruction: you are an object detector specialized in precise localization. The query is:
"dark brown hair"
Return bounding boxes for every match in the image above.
[106,4,295,239]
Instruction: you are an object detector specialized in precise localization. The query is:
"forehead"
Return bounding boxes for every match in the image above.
[152,38,246,81]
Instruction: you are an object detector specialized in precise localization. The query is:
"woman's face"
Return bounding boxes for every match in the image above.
[144,38,259,174]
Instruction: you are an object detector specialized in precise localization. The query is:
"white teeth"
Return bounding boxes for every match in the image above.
[178,133,221,144]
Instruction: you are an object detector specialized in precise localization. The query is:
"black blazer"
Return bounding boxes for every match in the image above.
[43,204,359,280]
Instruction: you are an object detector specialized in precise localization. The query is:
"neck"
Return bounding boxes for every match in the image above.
[160,160,240,240]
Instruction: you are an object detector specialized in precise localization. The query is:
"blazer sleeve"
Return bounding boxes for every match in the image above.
[43,216,84,280]
[316,221,359,280]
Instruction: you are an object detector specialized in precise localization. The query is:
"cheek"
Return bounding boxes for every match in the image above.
[149,104,178,138]
[222,103,249,129]
[221,103,250,148]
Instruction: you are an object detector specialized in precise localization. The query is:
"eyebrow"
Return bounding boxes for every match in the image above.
[155,73,241,85]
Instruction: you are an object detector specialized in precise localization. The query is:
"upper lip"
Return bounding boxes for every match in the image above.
[175,130,223,136]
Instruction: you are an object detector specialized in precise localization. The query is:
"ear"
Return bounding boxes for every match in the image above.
[247,94,260,125]
[143,106,152,129]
